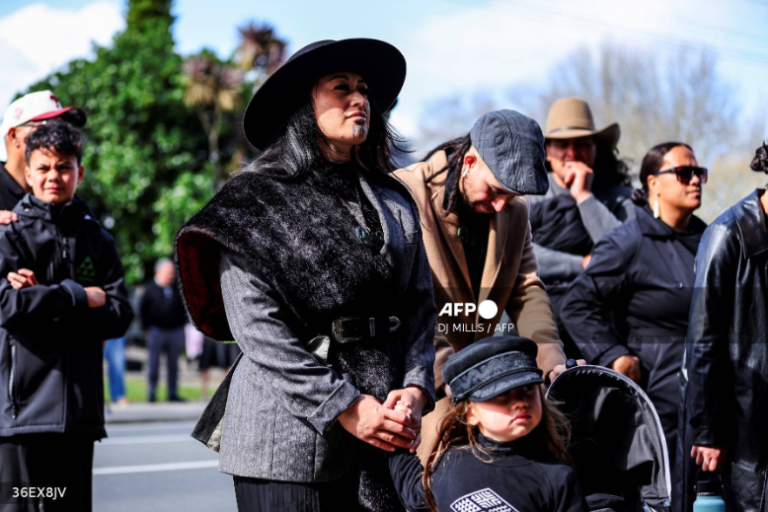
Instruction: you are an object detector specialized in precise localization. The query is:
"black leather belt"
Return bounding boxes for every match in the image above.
[331,316,401,344]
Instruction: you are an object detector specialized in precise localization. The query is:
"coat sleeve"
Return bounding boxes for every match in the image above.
[684,224,735,446]
[576,192,635,244]
[560,235,631,366]
[0,228,89,331]
[506,221,565,376]
[75,233,134,341]
[399,222,437,412]
[532,243,584,283]
[219,248,361,435]
[388,450,429,512]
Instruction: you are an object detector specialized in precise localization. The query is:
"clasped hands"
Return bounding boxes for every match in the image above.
[6,268,107,308]
[338,385,427,454]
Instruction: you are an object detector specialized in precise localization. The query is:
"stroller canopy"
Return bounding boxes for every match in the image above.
[546,365,671,511]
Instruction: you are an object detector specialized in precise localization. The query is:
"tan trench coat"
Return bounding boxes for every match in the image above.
[395,151,565,458]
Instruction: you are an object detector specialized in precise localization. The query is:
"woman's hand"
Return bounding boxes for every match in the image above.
[337,394,418,452]
[692,445,725,472]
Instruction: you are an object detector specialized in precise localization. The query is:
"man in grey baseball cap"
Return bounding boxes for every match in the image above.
[396,109,577,463]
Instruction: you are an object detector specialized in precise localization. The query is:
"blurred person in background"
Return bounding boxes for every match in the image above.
[104,336,129,407]
[525,98,635,358]
[0,91,87,215]
[676,141,768,512]
[140,257,187,402]
[395,109,569,463]
[560,142,707,471]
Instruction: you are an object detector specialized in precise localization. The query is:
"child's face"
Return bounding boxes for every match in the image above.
[467,384,543,443]
[25,147,85,205]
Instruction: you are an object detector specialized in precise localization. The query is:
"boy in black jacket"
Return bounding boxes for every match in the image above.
[0,123,133,511]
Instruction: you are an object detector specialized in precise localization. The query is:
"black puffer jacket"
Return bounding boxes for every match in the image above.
[0,194,133,438]
[676,189,768,512]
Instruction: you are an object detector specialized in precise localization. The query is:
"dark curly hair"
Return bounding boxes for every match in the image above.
[751,142,768,174]
[24,121,83,165]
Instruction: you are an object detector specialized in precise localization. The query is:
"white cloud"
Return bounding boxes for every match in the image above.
[0,1,124,115]
[389,0,768,143]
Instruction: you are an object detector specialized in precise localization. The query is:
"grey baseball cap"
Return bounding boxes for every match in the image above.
[469,110,549,196]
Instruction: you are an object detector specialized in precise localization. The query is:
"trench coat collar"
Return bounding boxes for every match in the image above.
[425,151,509,303]
[734,188,768,259]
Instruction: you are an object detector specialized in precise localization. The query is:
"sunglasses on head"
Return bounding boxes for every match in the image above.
[654,165,708,185]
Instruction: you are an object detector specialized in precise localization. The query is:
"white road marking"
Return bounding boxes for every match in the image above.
[94,460,219,475]
[100,434,193,445]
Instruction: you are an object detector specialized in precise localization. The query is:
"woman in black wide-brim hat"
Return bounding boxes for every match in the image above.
[174,39,437,512]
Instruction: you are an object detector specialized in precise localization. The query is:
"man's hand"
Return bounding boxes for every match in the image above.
[7,269,38,290]
[582,254,592,269]
[0,210,18,225]
[549,359,586,382]
[692,445,725,472]
[611,354,642,383]
[84,287,107,308]
[337,394,418,452]
[564,162,595,203]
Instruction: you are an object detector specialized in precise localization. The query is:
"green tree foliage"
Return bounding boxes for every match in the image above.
[25,0,214,284]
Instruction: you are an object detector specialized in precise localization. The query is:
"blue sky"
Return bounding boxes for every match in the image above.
[1,0,767,144]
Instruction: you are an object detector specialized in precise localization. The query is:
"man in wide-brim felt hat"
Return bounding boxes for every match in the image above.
[521,97,635,360]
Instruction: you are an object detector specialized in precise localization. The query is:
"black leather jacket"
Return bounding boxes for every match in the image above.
[677,189,768,512]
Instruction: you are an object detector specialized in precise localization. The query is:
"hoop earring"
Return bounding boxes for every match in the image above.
[653,199,660,219]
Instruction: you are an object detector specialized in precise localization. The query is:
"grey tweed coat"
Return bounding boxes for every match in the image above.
[175,164,436,492]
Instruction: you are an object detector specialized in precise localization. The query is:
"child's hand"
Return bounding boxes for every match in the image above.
[84,287,107,308]
[7,269,38,289]
[394,400,412,415]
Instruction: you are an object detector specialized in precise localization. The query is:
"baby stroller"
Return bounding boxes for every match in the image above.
[546,365,671,512]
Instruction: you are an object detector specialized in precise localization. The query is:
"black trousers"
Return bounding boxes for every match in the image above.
[233,471,367,512]
[0,434,95,512]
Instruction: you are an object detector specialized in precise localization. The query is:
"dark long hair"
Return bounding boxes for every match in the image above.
[422,386,572,512]
[631,141,693,206]
[751,142,768,173]
[423,134,472,214]
[247,88,406,179]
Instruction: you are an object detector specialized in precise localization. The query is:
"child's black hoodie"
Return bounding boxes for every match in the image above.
[389,431,588,512]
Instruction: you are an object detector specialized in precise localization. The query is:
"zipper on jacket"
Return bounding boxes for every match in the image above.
[8,339,18,419]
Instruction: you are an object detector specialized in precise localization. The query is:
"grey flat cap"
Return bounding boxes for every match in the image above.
[470,110,549,195]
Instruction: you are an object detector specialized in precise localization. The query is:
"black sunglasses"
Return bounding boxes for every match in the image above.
[654,165,708,185]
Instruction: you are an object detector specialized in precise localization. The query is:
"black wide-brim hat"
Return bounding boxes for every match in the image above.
[243,38,406,151]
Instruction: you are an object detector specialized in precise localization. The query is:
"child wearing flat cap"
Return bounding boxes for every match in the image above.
[388,336,588,512]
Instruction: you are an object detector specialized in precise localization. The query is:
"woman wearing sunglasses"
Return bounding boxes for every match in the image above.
[559,141,707,470]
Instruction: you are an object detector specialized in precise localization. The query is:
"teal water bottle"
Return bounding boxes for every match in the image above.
[693,476,726,512]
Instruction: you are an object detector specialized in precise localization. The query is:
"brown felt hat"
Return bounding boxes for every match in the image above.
[544,98,620,148]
